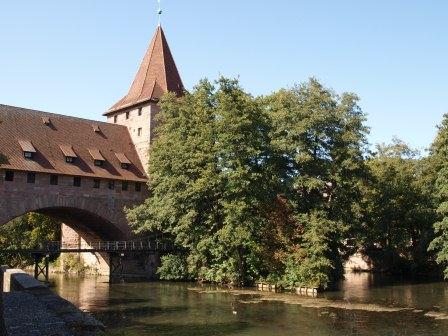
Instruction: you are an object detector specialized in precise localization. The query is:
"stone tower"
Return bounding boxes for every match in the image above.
[104,26,184,170]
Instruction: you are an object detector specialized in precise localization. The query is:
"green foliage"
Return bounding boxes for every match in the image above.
[127,77,277,286]
[157,254,190,281]
[58,254,92,274]
[429,114,448,278]
[0,213,61,267]
[264,79,369,289]
[360,139,436,273]
[128,77,369,289]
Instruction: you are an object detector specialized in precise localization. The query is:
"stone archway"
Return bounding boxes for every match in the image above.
[0,194,132,240]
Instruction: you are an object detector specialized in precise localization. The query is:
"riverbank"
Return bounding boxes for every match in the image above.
[2,268,104,336]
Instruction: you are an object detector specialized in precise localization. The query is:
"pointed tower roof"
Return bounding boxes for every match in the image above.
[105,26,184,115]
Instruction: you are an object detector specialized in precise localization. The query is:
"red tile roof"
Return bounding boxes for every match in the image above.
[0,104,147,182]
[105,26,184,115]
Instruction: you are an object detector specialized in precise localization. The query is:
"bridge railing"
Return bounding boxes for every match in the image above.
[41,239,172,252]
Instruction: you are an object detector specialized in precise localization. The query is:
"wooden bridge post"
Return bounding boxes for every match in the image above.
[33,253,50,283]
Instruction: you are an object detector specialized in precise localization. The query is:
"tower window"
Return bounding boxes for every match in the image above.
[138,128,142,137]
[126,111,130,120]
[50,175,58,185]
[108,180,115,190]
[73,177,81,187]
[122,181,128,191]
[93,179,100,189]
[5,171,14,182]
[114,115,118,123]
[138,108,142,116]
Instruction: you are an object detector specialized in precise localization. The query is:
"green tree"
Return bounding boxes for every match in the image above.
[0,213,61,266]
[429,114,448,278]
[360,139,436,273]
[265,78,369,288]
[127,78,277,285]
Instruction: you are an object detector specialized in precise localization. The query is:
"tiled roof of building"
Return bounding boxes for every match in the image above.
[0,104,147,182]
[105,26,184,115]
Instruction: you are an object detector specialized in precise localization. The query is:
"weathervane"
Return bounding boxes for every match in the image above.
[157,0,162,26]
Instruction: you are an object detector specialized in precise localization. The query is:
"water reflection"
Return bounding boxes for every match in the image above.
[51,273,448,336]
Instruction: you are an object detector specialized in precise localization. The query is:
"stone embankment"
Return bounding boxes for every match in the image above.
[1,268,104,336]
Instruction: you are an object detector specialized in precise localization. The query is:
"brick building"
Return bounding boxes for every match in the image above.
[0,25,184,275]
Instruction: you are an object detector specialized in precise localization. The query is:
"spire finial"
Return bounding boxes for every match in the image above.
[157,0,162,26]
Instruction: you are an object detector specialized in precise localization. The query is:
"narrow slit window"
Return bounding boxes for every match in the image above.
[138,128,142,137]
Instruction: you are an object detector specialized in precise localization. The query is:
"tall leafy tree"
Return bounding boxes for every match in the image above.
[360,139,436,273]
[429,114,448,278]
[127,78,277,285]
[265,78,369,288]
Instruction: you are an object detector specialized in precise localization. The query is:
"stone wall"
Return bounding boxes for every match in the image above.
[0,268,104,335]
[0,170,148,240]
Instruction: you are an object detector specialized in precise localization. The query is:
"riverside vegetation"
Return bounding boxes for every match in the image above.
[126,77,448,289]
[3,77,448,290]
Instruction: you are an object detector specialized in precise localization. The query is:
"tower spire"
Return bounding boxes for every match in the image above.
[105,25,184,115]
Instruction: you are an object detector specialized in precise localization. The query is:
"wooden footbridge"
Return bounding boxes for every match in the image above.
[0,239,173,282]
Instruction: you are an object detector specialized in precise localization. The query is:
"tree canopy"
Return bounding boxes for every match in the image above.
[127,77,371,289]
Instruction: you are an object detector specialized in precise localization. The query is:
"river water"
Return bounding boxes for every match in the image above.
[51,273,448,336]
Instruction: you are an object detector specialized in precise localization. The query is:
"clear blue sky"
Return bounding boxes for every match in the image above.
[1,1,447,150]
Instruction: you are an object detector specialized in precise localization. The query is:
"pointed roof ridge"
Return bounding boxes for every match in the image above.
[105,25,184,115]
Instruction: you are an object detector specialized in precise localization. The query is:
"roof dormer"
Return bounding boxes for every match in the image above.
[18,140,36,160]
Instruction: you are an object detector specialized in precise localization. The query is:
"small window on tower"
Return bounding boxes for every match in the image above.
[114,115,118,123]
[138,108,142,116]
[126,111,130,120]
[138,128,142,137]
